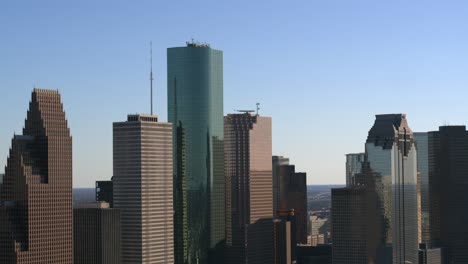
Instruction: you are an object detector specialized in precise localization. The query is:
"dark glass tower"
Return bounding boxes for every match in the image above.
[428,126,468,263]
[168,42,225,264]
[0,89,73,263]
[331,187,369,264]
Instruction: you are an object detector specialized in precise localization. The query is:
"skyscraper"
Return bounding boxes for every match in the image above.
[113,114,173,264]
[345,153,365,187]
[0,89,73,263]
[331,187,369,264]
[273,158,308,245]
[364,114,419,264]
[273,209,297,264]
[168,42,225,263]
[224,113,273,264]
[414,132,430,244]
[272,156,290,213]
[428,126,468,263]
[73,202,122,264]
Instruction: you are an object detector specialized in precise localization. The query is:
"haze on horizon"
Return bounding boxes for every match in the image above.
[2,0,468,187]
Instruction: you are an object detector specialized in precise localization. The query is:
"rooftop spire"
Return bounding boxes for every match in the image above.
[150,41,154,115]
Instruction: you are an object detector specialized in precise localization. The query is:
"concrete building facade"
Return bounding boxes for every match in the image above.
[113,114,173,263]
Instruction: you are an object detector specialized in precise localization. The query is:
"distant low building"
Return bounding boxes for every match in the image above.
[74,202,121,264]
[310,215,328,246]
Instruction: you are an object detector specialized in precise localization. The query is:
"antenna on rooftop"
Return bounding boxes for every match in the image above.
[256,102,260,116]
[150,41,154,115]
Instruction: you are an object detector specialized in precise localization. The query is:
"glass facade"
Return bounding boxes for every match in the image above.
[345,153,365,186]
[365,114,419,264]
[414,132,430,244]
[168,44,225,264]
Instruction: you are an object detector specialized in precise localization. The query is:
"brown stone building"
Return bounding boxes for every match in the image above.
[0,89,73,263]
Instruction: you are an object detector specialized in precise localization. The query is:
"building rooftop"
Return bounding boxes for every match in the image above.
[74,202,110,209]
[33,88,59,94]
[127,114,159,122]
[186,40,210,48]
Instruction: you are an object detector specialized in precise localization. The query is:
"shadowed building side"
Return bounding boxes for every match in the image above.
[429,126,468,263]
[273,161,308,245]
[73,202,122,264]
[331,187,369,264]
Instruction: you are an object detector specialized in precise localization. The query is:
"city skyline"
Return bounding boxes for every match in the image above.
[3,1,468,187]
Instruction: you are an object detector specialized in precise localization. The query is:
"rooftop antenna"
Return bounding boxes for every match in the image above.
[150,41,154,115]
[256,102,260,116]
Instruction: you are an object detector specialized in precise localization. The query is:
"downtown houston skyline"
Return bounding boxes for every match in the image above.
[3,1,468,187]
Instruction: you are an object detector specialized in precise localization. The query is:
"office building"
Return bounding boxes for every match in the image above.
[74,202,121,264]
[96,180,113,207]
[273,156,290,213]
[363,114,419,264]
[168,42,224,263]
[225,113,273,264]
[273,159,308,244]
[331,187,369,264]
[310,215,329,246]
[414,132,430,244]
[429,126,468,263]
[345,153,365,186]
[113,114,173,263]
[0,89,73,263]
[274,209,297,264]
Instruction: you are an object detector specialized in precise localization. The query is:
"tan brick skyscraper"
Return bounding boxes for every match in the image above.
[0,89,73,263]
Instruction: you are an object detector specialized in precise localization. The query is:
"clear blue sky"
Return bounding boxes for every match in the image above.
[2,0,468,187]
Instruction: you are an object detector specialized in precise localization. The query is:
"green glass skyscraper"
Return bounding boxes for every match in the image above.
[168,42,225,264]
